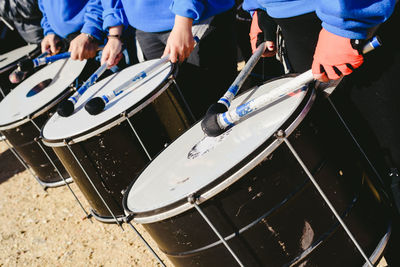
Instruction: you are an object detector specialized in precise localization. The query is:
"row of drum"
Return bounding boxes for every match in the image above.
[0,44,394,266]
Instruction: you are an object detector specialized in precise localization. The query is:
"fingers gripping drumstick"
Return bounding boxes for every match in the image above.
[57,63,109,117]
[202,36,381,137]
[84,36,200,116]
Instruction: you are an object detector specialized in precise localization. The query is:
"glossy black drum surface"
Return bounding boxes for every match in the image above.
[0,58,89,187]
[42,60,205,222]
[123,76,392,266]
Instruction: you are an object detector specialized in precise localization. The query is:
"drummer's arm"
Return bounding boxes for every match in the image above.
[100,0,126,67]
[101,25,123,67]
[38,0,61,55]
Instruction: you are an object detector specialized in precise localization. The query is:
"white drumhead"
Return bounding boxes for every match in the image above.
[0,58,86,129]
[0,44,37,70]
[42,59,172,142]
[126,76,309,221]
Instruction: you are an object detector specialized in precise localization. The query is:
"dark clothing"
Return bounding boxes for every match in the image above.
[136,9,237,119]
[0,0,43,43]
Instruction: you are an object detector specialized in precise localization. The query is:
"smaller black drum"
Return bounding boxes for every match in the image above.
[42,59,198,223]
[0,58,88,188]
[123,75,392,267]
[0,44,40,99]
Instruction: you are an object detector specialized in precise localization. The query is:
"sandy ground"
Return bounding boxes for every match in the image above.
[0,139,389,267]
[0,141,172,267]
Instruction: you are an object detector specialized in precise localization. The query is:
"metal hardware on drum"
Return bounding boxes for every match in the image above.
[277,131,374,267]
[188,194,245,267]
[0,134,44,188]
[122,111,152,160]
[126,222,166,267]
[64,141,124,228]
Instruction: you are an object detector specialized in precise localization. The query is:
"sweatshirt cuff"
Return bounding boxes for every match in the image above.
[81,25,104,42]
[170,1,205,21]
[103,8,127,30]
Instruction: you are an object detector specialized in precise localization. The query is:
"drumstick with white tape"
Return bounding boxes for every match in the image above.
[201,42,267,136]
[9,51,50,84]
[84,36,200,115]
[57,62,109,117]
[202,36,382,137]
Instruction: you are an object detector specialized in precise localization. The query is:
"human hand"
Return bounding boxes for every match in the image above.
[163,15,195,63]
[101,37,123,68]
[69,33,99,61]
[312,28,364,82]
[250,10,277,57]
[41,34,61,55]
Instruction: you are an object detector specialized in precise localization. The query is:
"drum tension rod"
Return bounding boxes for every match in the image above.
[63,139,124,229]
[121,111,152,161]
[274,129,374,267]
[32,136,92,221]
[188,194,245,267]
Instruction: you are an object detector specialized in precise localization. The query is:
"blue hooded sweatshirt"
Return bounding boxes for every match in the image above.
[242,0,396,39]
[102,0,235,33]
[38,0,104,41]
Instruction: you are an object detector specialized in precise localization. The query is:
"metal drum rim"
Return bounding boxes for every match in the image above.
[122,74,317,224]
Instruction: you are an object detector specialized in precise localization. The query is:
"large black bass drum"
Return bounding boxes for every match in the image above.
[123,75,392,266]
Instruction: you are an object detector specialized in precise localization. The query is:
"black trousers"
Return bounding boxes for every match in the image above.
[135,9,237,120]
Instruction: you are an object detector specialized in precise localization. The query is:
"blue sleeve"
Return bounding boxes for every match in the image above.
[242,0,263,13]
[101,0,129,30]
[169,0,206,21]
[317,0,396,39]
[81,0,105,41]
[38,0,55,36]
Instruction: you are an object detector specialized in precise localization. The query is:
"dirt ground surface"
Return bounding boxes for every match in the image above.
[0,140,388,267]
[0,141,171,267]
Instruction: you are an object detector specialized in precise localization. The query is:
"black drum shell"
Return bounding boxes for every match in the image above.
[49,79,195,219]
[126,88,391,266]
[1,104,70,183]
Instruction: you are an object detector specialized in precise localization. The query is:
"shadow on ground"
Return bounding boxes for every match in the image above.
[0,148,26,184]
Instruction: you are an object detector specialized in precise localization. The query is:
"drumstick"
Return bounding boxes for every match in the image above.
[9,51,50,84]
[17,51,71,72]
[57,62,109,117]
[84,36,200,116]
[201,42,267,136]
[202,36,382,137]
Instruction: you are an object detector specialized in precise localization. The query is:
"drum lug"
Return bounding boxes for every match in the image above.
[188,193,201,204]
[274,129,286,139]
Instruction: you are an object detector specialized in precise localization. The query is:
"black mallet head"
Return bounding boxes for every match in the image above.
[85,97,106,115]
[17,58,34,72]
[57,100,75,117]
[201,102,228,137]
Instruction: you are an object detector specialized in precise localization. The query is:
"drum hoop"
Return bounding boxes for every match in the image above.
[0,87,75,131]
[122,74,317,224]
[0,44,40,74]
[41,68,176,147]
[0,58,89,131]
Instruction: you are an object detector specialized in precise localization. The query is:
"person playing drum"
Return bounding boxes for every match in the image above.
[38,0,104,61]
[243,0,396,82]
[100,0,238,118]
[243,0,400,265]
